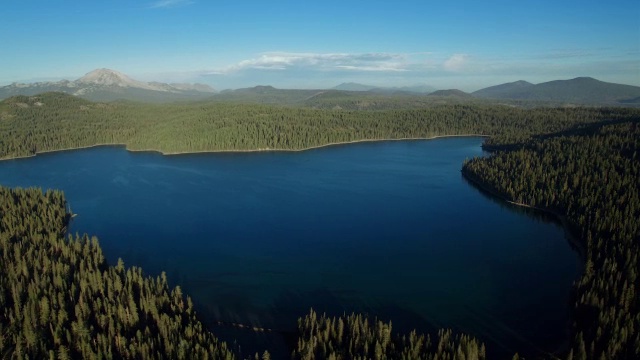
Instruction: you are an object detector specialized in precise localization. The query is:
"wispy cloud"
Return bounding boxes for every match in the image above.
[166,48,638,91]
[443,54,470,72]
[150,0,194,9]
[206,52,411,75]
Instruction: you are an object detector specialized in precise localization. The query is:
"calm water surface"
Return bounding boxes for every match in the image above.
[0,138,580,358]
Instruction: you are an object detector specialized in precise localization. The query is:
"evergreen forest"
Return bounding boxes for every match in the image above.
[0,92,638,359]
[463,120,640,359]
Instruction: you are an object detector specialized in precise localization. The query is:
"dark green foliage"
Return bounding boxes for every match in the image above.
[303,91,486,109]
[1,92,639,160]
[293,309,485,360]
[0,187,235,359]
[463,120,640,359]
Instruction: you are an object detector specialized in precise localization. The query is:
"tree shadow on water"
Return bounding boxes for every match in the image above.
[192,286,440,359]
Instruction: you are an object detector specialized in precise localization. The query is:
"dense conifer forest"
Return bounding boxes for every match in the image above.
[463,120,640,359]
[0,92,639,359]
[292,310,485,360]
[1,92,638,159]
[0,187,236,359]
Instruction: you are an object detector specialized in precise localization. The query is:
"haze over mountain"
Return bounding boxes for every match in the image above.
[472,80,534,99]
[2,69,639,107]
[428,89,472,98]
[473,77,640,105]
[333,82,436,94]
[0,69,216,102]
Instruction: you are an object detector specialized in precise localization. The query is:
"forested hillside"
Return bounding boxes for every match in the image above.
[463,121,640,359]
[1,92,639,160]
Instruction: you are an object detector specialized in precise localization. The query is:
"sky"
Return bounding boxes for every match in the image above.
[1,0,638,91]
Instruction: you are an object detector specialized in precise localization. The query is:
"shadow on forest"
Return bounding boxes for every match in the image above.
[483,117,639,152]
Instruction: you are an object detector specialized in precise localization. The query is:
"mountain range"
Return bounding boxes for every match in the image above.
[2,69,639,106]
[335,78,640,105]
[0,69,216,102]
[472,77,640,105]
[333,82,436,94]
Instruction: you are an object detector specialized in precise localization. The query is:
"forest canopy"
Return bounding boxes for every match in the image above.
[0,92,638,359]
[0,92,638,159]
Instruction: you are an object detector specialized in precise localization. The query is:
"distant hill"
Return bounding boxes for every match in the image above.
[472,80,533,98]
[212,85,326,104]
[0,69,216,103]
[231,85,278,94]
[428,89,472,98]
[473,77,640,105]
[333,82,378,92]
[333,83,435,94]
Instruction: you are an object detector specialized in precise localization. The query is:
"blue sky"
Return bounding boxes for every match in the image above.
[1,0,638,91]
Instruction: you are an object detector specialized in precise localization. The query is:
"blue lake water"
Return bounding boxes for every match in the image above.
[0,138,580,358]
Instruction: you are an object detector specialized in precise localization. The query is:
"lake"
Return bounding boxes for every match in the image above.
[0,137,580,358]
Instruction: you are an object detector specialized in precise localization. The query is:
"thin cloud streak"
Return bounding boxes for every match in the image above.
[206,52,412,75]
[443,54,470,72]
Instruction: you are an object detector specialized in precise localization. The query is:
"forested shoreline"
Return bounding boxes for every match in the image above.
[463,120,639,359]
[1,92,639,359]
[0,135,488,164]
[1,92,638,160]
[0,187,488,359]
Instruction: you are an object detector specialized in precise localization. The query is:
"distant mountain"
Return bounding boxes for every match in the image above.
[427,89,472,98]
[233,85,278,93]
[167,83,216,93]
[333,83,377,92]
[212,85,326,104]
[333,83,435,94]
[0,69,216,102]
[388,85,436,94]
[473,77,640,105]
[472,80,533,98]
[76,69,155,89]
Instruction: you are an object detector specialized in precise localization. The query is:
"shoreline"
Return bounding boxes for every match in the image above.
[460,167,585,359]
[461,167,587,260]
[0,143,130,162]
[0,134,489,161]
[146,134,489,156]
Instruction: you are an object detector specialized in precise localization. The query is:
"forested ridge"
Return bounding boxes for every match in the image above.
[1,92,638,159]
[1,92,639,359]
[463,121,640,359]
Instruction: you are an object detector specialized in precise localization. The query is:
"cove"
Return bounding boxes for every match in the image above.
[0,138,580,358]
